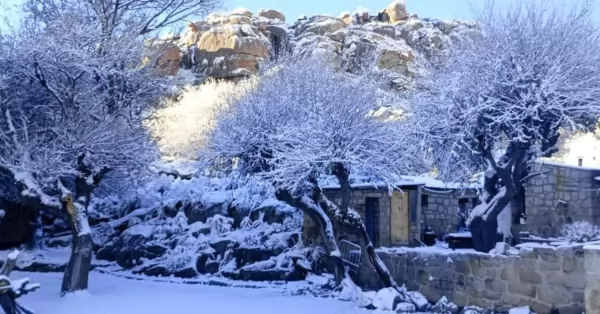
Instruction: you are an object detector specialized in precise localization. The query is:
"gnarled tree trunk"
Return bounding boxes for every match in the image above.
[330,164,400,291]
[60,194,93,296]
[469,144,528,252]
[276,189,347,286]
[61,157,109,296]
[276,181,403,295]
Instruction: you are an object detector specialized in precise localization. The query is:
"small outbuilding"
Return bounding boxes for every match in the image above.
[303,176,479,248]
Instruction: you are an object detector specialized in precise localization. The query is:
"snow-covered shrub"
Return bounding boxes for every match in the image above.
[240,216,253,231]
[152,212,189,239]
[207,214,234,235]
[561,221,600,243]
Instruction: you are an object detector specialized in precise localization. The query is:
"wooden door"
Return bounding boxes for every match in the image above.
[391,191,410,245]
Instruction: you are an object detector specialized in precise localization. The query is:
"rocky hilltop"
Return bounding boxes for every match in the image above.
[161,0,478,90]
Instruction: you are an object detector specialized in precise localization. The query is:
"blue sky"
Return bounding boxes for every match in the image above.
[3,0,600,30]
[224,0,477,21]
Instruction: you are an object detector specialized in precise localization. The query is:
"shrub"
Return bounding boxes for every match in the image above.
[560,221,600,243]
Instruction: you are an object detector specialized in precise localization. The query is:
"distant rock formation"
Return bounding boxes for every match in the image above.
[162,0,479,90]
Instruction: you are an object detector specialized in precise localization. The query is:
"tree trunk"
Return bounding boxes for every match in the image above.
[275,189,347,286]
[331,163,351,214]
[60,157,110,296]
[330,165,401,291]
[469,146,527,253]
[511,159,529,225]
[331,205,402,291]
[60,194,93,296]
[277,185,403,294]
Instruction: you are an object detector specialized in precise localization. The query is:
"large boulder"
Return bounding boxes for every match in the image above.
[258,9,286,21]
[195,24,269,78]
[184,201,228,224]
[376,47,415,76]
[384,0,408,23]
[101,226,169,268]
[154,44,181,76]
[206,13,253,26]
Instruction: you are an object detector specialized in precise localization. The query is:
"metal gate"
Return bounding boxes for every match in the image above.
[339,240,362,274]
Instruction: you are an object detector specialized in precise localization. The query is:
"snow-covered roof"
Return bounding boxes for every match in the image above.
[537,159,600,171]
[320,174,479,190]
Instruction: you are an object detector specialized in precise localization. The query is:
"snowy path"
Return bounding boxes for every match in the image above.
[15,271,371,314]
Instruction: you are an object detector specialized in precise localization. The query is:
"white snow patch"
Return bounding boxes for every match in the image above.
[123,223,154,238]
[17,271,374,314]
[406,291,429,310]
[377,246,485,256]
[509,306,531,314]
[496,203,512,236]
[370,287,400,311]
[337,277,363,302]
[7,250,20,260]
[0,248,111,269]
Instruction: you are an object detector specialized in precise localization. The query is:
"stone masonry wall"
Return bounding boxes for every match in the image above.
[585,245,600,314]
[525,162,600,237]
[322,189,391,247]
[374,246,586,314]
[421,189,478,235]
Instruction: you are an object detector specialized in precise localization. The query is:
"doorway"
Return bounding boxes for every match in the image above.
[365,197,379,247]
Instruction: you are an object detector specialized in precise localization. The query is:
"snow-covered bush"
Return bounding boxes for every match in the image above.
[207,214,234,235]
[561,221,600,243]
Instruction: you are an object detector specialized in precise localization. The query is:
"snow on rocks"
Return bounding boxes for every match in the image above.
[172,0,478,92]
[91,174,309,283]
[357,286,457,314]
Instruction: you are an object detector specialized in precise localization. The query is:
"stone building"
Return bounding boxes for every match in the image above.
[524,161,600,237]
[319,183,421,247]
[421,188,479,235]
[304,177,479,248]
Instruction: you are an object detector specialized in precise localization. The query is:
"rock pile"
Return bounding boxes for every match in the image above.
[93,190,311,282]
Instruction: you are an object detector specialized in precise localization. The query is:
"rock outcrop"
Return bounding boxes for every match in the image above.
[164,0,478,90]
[178,9,287,79]
[384,0,408,23]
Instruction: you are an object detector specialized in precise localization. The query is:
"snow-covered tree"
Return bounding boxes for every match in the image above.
[0,0,222,295]
[411,0,600,252]
[203,56,423,293]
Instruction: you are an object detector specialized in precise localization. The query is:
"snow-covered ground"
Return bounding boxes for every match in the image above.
[16,271,372,314]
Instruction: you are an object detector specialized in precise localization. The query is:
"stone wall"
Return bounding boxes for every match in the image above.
[321,189,392,247]
[421,189,478,235]
[525,162,600,237]
[374,245,586,314]
[585,245,600,313]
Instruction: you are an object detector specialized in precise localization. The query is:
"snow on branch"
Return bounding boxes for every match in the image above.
[0,0,189,205]
[411,0,600,182]
[203,56,424,192]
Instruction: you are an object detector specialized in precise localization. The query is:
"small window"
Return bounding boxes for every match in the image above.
[421,194,429,207]
[458,198,469,205]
